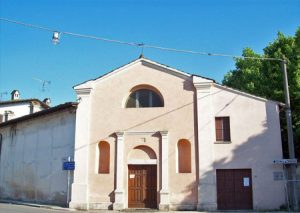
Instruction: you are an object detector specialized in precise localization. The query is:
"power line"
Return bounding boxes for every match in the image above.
[0,17,283,62]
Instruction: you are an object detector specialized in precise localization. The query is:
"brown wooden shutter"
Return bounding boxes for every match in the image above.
[215,117,223,141]
[223,117,231,141]
[215,117,231,141]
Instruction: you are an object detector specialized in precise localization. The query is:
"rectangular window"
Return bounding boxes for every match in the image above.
[215,117,231,141]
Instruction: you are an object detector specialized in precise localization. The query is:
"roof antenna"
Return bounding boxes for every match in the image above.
[0,91,8,101]
[33,77,51,92]
[138,43,145,58]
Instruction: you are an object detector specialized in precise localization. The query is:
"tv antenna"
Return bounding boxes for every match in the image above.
[0,91,8,101]
[33,78,51,92]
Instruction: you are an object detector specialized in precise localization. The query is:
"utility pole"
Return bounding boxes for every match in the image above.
[281,60,298,210]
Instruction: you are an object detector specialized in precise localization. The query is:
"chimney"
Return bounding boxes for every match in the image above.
[11,90,20,100]
[43,98,51,106]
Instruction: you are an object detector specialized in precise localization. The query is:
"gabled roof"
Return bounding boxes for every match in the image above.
[73,56,283,105]
[0,99,50,109]
[74,56,215,90]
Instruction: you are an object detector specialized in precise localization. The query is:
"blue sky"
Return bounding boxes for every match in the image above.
[0,0,299,106]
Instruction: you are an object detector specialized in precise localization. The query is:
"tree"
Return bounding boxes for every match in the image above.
[223,28,300,158]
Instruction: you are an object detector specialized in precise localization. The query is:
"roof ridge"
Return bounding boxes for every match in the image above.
[73,56,203,89]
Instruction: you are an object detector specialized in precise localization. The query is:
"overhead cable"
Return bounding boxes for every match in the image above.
[0,17,283,62]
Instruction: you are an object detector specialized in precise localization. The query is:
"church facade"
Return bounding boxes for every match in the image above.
[69,57,285,210]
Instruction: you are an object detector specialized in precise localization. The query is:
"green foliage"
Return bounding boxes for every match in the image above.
[223,28,300,157]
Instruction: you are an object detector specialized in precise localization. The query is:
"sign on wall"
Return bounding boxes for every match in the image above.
[273,159,297,164]
[243,177,250,187]
[63,161,75,170]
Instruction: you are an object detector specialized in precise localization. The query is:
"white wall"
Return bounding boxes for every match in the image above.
[211,85,285,210]
[0,103,31,121]
[0,102,47,122]
[0,109,76,206]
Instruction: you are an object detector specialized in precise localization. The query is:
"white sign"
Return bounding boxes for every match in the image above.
[243,177,250,187]
[273,159,297,164]
[129,174,135,179]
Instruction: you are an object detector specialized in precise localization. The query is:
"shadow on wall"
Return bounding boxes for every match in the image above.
[0,115,76,207]
[178,101,287,211]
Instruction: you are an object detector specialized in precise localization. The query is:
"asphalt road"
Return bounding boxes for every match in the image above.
[0,203,295,213]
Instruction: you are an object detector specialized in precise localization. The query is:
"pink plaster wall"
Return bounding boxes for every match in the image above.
[87,61,198,208]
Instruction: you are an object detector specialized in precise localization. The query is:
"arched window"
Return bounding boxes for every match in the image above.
[126,88,164,108]
[98,141,110,174]
[177,139,191,173]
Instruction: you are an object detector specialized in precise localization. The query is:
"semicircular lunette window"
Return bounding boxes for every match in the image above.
[126,89,164,108]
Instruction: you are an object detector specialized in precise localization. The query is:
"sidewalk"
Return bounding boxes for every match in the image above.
[0,199,73,211]
[0,200,296,213]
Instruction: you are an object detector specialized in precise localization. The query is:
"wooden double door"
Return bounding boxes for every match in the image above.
[216,169,253,210]
[128,165,157,208]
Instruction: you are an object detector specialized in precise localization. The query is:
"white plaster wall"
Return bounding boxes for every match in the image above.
[0,103,31,121]
[33,104,45,113]
[0,102,47,122]
[0,109,76,206]
[211,85,285,210]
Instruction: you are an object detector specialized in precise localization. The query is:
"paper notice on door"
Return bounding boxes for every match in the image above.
[129,174,135,179]
[243,177,250,186]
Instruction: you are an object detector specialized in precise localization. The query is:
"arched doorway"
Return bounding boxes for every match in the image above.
[127,146,157,208]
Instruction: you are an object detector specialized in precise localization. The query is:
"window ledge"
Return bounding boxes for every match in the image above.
[177,172,192,174]
[124,107,164,109]
[214,141,232,144]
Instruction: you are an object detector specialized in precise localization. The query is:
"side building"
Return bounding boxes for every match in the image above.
[0,102,77,206]
[0,90,50,123]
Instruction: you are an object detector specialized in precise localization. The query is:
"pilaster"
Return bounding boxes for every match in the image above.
[193,78,217,211]
[69,88,92,210]
[159,130,170,210]
[113,132,125,210]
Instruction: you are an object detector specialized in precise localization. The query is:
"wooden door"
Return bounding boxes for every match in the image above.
[217,169,253,210]
[128,165,157,208]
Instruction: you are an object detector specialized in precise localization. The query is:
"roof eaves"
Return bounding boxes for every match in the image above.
[73,56,196,88]
[192,74,216,83]
[0,99,50,109]
[73,57,142,88]
[214,83,285,105]
[140,57,192,78]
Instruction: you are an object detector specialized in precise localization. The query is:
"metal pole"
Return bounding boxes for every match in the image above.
[67,156,71,207]
[281,60,298,210]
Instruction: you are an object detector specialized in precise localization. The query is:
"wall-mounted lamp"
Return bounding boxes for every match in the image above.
[52,31,60,45]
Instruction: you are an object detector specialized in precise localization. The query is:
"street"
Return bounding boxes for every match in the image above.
[0,203,296,213]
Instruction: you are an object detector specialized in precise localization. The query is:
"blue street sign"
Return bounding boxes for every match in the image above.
[63,161,75,170]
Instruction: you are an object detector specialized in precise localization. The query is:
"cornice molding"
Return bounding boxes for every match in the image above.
[75,88,92,96]
[193,82,212,90]
[125,131,157,136]
[159,130,169,137]
[116,131,125,138]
